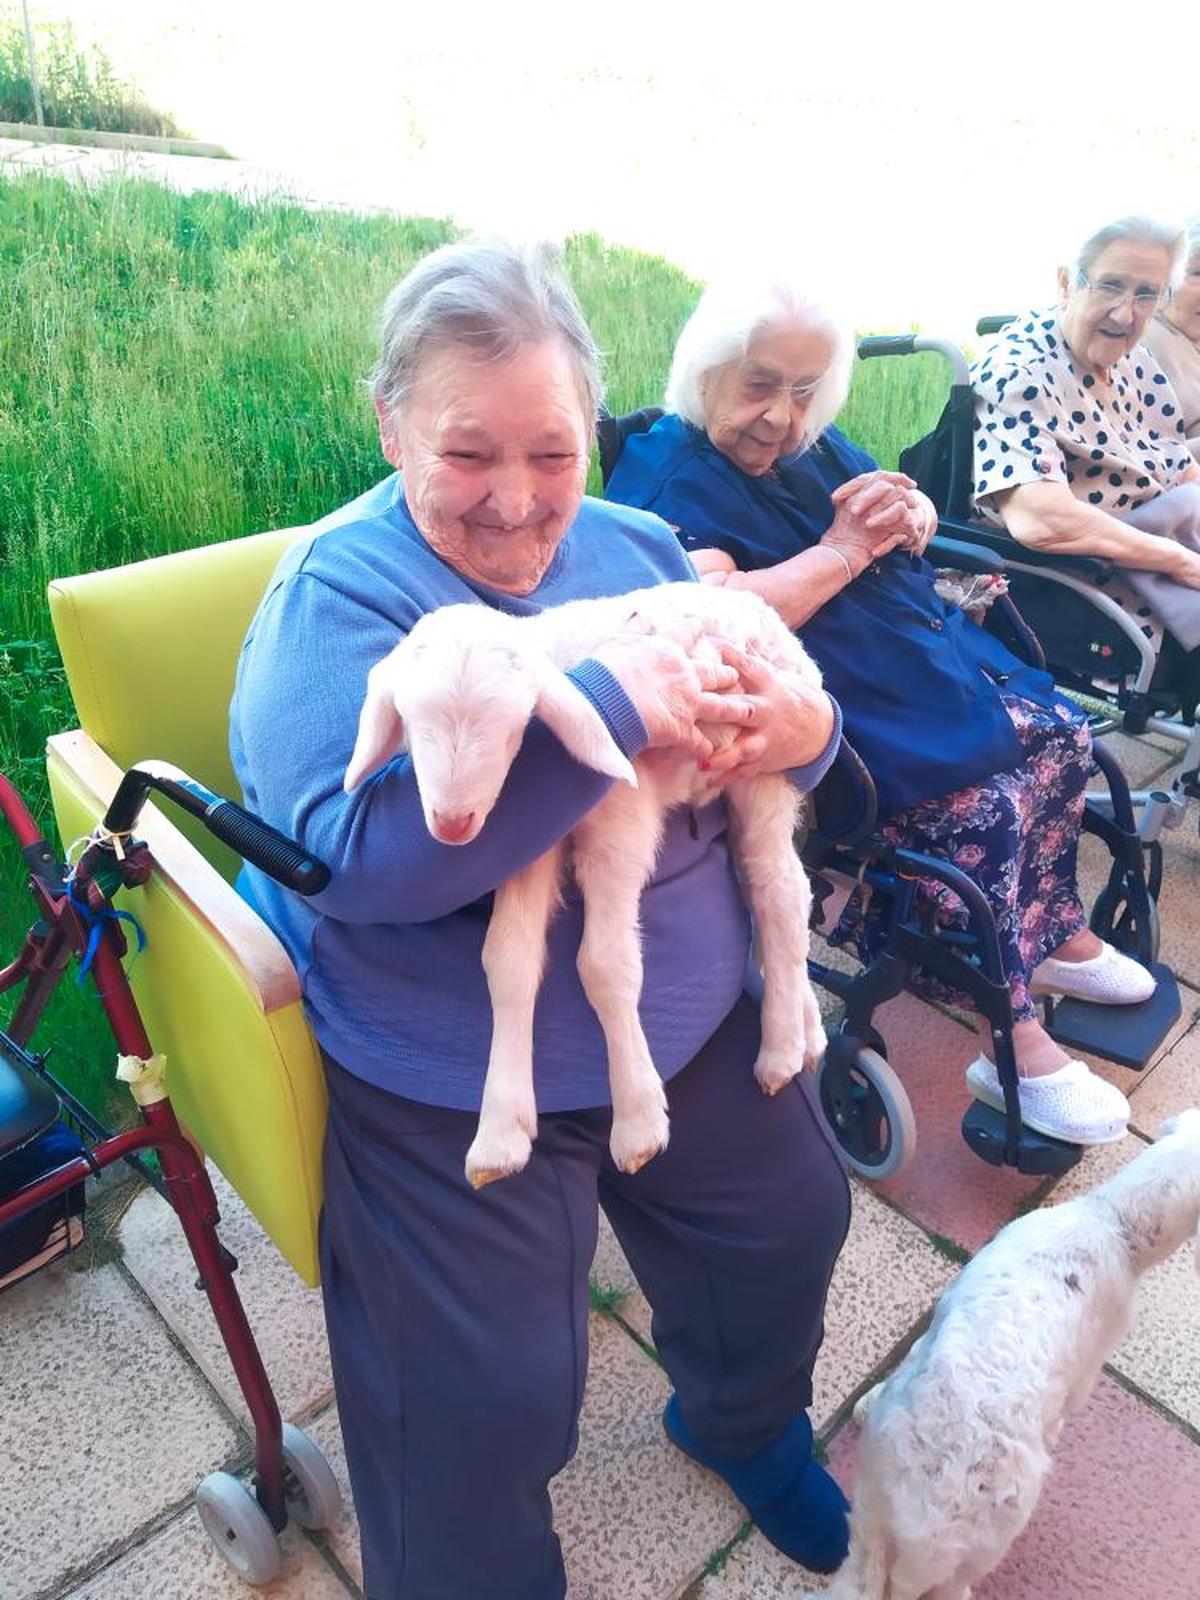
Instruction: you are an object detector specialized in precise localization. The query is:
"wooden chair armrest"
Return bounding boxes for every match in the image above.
[47,729,302,1014]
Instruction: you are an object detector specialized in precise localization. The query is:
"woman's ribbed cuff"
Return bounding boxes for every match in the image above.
[565,659,650,758]
[787,698,843,793]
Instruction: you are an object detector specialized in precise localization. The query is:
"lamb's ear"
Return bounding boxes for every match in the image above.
[344,666,407,791]
[534,663,638,786]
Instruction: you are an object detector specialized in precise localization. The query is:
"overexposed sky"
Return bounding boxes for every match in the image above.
[45,0,1200,341]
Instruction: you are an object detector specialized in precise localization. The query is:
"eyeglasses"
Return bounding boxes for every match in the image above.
[737,370,826,407]
[1076,274,1166,313]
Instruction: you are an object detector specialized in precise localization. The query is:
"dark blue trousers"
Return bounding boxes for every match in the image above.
[319,996,852,1600]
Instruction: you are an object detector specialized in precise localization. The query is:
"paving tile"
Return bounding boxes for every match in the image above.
[1093,727,1180,790]
[865,994,1045,1253]
[119,1168,333,1425]
[812,1182,955,1432]
[591,1208,652,1341]
[1042,1131,1200,1434]
[66,1507,353,1600]
[0,1261,239,1598]
[300,1317,745,1600]
[1128,1013,1200,1134]
[973,1375,1200,1599]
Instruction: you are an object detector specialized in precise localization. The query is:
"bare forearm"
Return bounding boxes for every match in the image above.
[727,546,855,629]
[999,490,1185,574]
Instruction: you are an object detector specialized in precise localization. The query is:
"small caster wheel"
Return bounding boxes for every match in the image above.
[816,1044,917,1181]
[281,1423,343,1530]
[196,1470,281,1585]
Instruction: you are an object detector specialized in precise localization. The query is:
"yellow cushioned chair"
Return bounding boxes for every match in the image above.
[45,527,326,1284]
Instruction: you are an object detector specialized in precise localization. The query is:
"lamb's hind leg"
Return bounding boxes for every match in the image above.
[725,773,825,1094]
[572,799,670,1175]
[465,845,563,1189]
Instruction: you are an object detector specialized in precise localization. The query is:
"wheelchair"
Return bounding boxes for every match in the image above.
[0,759,340,1583]
[597,406,1182,1184]
[858,324,1200,853]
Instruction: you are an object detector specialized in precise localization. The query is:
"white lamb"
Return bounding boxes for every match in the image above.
[343,580,827,1188]
[814,1107,1200,1600]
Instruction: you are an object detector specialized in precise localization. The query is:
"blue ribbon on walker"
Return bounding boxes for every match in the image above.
[67,885,147,985]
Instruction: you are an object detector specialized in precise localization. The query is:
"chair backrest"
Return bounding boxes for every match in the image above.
[48,526,305,879]
[597,405,664,487]
[45,526,326,1284]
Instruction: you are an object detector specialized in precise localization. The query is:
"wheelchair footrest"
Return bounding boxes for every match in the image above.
[1044,963,1181,1070]
[960,1101,1083,1176]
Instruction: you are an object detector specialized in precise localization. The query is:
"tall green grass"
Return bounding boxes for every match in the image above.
[0,172,948,1114]
[0,10,184,135]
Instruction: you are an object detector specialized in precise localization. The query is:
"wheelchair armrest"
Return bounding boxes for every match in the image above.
[46,730,301,1013]
[935,516,1112,583]
[927,534,1007,575]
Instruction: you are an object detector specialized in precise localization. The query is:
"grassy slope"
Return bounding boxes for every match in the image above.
[0,172,947,1112]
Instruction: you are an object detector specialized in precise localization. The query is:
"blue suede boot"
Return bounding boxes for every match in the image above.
[662,1394,850,1574]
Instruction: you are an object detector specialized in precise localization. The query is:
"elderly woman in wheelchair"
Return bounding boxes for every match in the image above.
[604,270,1161,1153]
[972,214,1200,659]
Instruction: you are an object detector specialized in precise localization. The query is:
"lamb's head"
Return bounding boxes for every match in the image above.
[344,604,636,845]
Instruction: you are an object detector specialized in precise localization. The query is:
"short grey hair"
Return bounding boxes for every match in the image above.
[665,274,853,451]
[371,238,603,434]
[1072,214,1190,289]
[1186,216,1200,268]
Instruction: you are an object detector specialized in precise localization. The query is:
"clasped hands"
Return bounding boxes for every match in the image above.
[589,616,833,786]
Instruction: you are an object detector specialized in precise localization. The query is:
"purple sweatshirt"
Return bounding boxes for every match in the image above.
[229,475,840,1110]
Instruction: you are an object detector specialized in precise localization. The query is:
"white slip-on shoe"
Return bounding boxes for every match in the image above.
[1030,942,1156,1006]
[965,1054,1130,1145]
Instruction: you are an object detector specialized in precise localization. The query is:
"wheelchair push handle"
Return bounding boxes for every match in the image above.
[857,334,918,359]
[103,763,331,896]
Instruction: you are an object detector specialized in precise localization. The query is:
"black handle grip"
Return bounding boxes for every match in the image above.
[857,334,917,359]
[203,801,331,895]
[976,315,1017,337]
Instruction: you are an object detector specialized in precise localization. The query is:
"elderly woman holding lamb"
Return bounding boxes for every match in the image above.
[229,239,855,1599]
[604,269,1153,1151]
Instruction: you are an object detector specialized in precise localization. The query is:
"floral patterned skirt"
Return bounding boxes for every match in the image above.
[829,694,1092,1023]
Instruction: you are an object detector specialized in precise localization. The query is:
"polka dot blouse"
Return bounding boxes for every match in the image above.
[970,308,1193,526]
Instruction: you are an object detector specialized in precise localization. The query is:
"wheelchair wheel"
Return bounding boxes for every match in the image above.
[816,1044,917,1181]
[195,1471,281,1585]
[280,1423,343,1530]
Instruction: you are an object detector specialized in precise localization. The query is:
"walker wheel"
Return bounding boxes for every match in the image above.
[816,1044,918,1181]
[281,1423,343,1530]
[195,1471,282,1585]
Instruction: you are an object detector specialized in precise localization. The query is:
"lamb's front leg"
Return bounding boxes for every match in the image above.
[466,845,563,1189]
[572,796,671,1175]
[725,773,825,1093]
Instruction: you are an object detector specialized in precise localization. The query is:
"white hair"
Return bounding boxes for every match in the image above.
[664,274,853,451]
[1071,214,1190,289]
[370,238,603,435]
[1186,216,1200,268]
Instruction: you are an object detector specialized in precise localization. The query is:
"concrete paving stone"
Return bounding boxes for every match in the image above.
[1043,1131,1200,1433]
[65,1506,353,1600]
[1128,1013,1200,1134]
[590,1209,652,1342]
[812,1181,956,1432]
[0,1261,239,1598]
[973,1375,1200,1599]
[118,1168,333,1426]
[867,994,1045,1253]
[300,1316,746,1600]
[1093,727,1180,790]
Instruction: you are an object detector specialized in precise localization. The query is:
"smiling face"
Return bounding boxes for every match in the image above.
[699,320,835,476]
[378,339,590,595]
[1164,254,1200,345]
[1058,238,1174,378]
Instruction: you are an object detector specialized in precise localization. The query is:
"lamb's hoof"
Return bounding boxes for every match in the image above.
[852,1381,882,1426]
[610,1102,671,1175]
[754,1047,802,1095]
[802,1020,828,1071]
[465,1124,534,1189]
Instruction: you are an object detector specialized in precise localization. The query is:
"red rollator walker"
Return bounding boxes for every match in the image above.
[0,761,340,1585]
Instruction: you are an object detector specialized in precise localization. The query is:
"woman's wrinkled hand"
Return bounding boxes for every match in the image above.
[588,616,761,760]
[697,643,835,785]
[689,547,738,578]
[824,469,937,572]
